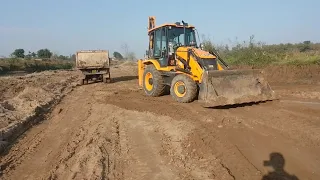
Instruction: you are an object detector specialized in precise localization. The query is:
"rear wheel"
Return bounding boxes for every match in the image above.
[170,74,198,103]
[143,65,166,96]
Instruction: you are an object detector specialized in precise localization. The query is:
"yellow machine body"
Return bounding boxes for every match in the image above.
[138,16,276,107]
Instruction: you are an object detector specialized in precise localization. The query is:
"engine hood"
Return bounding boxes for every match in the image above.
[192,48,217,59]
[176,46,217,59]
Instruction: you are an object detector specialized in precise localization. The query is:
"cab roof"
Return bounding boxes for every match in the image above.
[148,23,195,33]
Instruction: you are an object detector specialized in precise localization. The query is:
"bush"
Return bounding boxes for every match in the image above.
[201,35,320,68]
[0,58,74,74]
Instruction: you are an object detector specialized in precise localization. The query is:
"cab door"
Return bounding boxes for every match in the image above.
[149,27,169,67]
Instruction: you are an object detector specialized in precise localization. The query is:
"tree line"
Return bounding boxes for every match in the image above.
[10,48,135,61]
[10,48,75,61]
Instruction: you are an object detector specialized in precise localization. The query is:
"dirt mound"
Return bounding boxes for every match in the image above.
[231,64,320,85]
[263,64,320,85]
[0,70,80,152]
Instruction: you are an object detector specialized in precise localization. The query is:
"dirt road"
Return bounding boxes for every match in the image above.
[0,63,320,179]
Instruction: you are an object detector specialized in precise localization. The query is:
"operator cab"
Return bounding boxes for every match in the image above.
[146,18,198,67]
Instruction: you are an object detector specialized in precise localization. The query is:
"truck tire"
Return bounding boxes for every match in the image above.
[143,64,166,97]
[170,74,198,103]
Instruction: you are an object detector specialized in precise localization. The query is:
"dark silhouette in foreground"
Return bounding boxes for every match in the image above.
[262,152,299,180]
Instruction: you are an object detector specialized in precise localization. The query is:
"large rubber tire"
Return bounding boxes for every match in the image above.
[143,65,166,97]
[170,74,198,103]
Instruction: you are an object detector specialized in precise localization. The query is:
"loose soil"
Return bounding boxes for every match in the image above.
[0,62,319,180]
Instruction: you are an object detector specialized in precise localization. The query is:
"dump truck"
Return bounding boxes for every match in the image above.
[76,50,111,85]
[138,16,276,107]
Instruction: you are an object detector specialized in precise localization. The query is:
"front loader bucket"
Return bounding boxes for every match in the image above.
[198,69,276,107]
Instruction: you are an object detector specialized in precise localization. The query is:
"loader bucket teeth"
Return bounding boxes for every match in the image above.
[198,69,276,107]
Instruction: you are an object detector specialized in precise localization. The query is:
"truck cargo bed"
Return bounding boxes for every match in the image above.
[75,50,111,85]
[76,50,110,69]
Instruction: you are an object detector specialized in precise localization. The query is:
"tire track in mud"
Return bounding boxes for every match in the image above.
[0,129,45,174]
[0,84,192,179]
[0,87,92,179]
[97,86,255,179]
[0,81,237,179]
[112,105,232,179]
[41,96,126,179]
[225,101,320,147]
[0,94,89,178]
[96,78,320,180]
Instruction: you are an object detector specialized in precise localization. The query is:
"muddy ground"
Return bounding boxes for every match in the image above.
[0,62,319,180]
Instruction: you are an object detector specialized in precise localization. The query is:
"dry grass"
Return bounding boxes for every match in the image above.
[0,58,74,75]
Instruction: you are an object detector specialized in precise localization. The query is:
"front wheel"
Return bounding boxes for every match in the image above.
[170,74,198,103]
[143,65,166,96]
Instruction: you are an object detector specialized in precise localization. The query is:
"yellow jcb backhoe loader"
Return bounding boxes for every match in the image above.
[138,16,276,107]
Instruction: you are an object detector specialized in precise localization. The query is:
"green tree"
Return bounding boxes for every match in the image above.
[37,48,52,58]
[25,51,32,60]
[113,51,124,59]
[299,40,312,52]
[58,55,69,60]
[31,52,37,58]
[12,49,25,58]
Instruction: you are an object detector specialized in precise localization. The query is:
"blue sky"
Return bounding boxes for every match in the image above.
[0,0,319,58]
